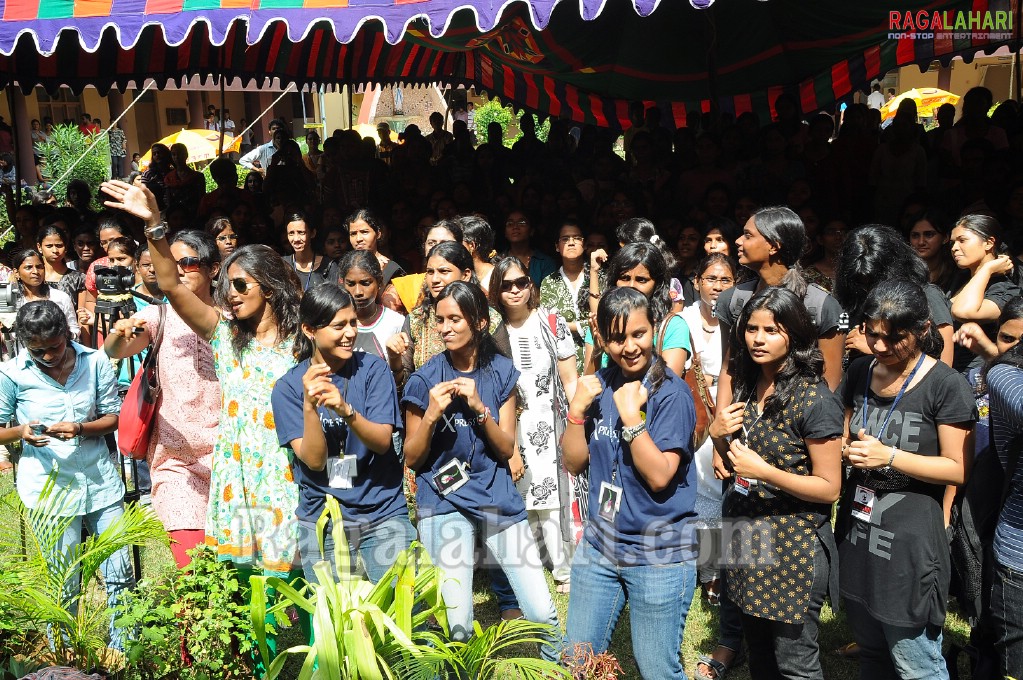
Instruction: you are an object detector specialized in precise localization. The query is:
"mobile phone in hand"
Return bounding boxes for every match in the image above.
[29,423,48,434]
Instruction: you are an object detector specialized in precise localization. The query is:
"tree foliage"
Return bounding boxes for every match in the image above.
[35,124,110,211]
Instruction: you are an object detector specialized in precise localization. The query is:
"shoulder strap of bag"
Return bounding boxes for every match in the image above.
[142,304,168,371]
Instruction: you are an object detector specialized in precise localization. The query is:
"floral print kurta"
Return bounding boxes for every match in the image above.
[205,320,299,576]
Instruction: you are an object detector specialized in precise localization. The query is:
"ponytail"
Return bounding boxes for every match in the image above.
[779,265,808,299]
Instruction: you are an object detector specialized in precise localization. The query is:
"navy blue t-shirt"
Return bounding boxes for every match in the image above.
[271,353,406,526]
[401,351,525,530]
[582,365,698,566]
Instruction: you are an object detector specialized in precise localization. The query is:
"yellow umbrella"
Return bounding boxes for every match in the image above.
[138,129,241,170]
[881,87,960,121]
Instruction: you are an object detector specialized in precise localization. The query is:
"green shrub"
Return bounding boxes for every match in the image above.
[35,124,110,212]
[474,98,514,146]
[117,544,256,679]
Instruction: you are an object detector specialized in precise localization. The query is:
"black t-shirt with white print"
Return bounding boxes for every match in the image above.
[836,356,976,628]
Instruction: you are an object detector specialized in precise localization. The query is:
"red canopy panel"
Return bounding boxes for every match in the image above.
[0,0,1014,129]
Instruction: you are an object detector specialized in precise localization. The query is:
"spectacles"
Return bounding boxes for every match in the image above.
[176,257,203,273]
[558,235,584,244]
[230,278,260,294]
[505,218,528,227]
[500,276,532,293]
[701,276,734,285]
[217,234,239,243]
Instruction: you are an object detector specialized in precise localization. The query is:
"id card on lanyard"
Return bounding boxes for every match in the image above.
[854,353,925,507]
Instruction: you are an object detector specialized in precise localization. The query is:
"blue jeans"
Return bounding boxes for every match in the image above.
[418,512,562,662]
[297,514,417,585]
[845,599,949,680]
[991,562,1023,679]
[566,539,696,679]
[34,500,134,651]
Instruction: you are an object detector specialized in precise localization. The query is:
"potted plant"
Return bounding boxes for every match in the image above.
[0,473,168,677]
[249,495,570,679]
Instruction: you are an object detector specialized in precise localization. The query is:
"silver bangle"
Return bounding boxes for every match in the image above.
[886,445,897,468]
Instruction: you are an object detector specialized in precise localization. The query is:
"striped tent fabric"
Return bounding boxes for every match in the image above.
[0,0,1014,129]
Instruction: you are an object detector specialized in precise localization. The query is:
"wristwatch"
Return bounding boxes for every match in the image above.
[144,221,168,241]
[621,422,647,443]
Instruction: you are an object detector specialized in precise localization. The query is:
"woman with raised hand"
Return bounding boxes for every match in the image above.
[401,280,561,659]
[104,230,222,568]
[837,279,975,679]
[100,179,304,587]
[490,256,578,594]
[271,283,413,584]
[336,249,405,358]
[709,287,844,680]
[563,286,698,680]
[949,214,1023,372]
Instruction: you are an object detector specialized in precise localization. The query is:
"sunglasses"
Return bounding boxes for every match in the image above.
[500,276,531,293]
[230,278,260,294]
[176,257,203,273]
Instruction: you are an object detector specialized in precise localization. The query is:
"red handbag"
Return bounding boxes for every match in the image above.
[118,304,166,460]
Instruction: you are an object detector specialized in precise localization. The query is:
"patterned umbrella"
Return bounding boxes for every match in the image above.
[881,87,961,121]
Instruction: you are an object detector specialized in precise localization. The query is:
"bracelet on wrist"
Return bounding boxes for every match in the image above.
[589,292,601,299]
[886,445,897,467]
[341,406,356,421]
[567,413,585,426]
[476,406,491,426]
[75,422,83,436]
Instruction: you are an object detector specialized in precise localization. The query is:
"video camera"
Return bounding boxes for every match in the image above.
[94,266,137,297]
[0,280,18,315]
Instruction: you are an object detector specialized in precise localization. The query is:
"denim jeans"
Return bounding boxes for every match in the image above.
[566,539,696,679]
[418,512,562,662]
[739,538,829,680]
[297,514,417,585]
[845,599,949,680]
[991,562,1023,679]
[34,500,134,651]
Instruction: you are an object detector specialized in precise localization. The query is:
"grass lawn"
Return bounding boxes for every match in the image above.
[0,469,975,679]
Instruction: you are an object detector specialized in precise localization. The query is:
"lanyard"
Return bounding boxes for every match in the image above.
[291,256,316,292]
[861,353,926,439]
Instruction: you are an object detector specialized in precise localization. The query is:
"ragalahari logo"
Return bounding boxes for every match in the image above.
[888,10,1013,41]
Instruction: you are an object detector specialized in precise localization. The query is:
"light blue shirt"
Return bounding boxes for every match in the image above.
[0,342,123,515]
[239,141,276,171]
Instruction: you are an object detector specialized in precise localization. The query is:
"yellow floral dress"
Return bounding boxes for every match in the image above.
[205,320,299,576]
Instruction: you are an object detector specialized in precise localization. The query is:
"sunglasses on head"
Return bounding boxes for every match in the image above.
[500,276,531,293]
[176,257,203,273]
[230,278,260,294]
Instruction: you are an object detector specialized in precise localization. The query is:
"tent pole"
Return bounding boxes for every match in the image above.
[233,83,295,143]
[5,85,22,207]
[1015,0,1022,103]
[218,44,226,155]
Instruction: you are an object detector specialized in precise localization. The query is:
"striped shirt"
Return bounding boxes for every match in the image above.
[991,363,1023,570]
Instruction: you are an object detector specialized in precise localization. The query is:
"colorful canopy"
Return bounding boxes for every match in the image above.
[0,0,1015,129]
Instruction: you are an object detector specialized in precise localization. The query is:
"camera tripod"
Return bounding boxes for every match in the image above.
[92,289,162,582]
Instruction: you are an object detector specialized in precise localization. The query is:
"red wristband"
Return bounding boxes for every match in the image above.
[567,414,585,426]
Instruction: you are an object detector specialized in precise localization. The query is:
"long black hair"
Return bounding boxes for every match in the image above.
[834,224,929,323]
[955,214,1023,287]
[596,286,668,395]
[15,299,70,346]
[215,244,302,358]
[434,280,497,370]
[749,206,809,298]
[422,241,479,305]
[604,242,671,328]
[730,287,823,420]
[12,248,49,296]
[616,218,678,272]
[860,279,943,359]
[293,282,355,362]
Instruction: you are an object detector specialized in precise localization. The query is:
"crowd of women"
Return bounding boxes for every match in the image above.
[2,90,1023,679]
